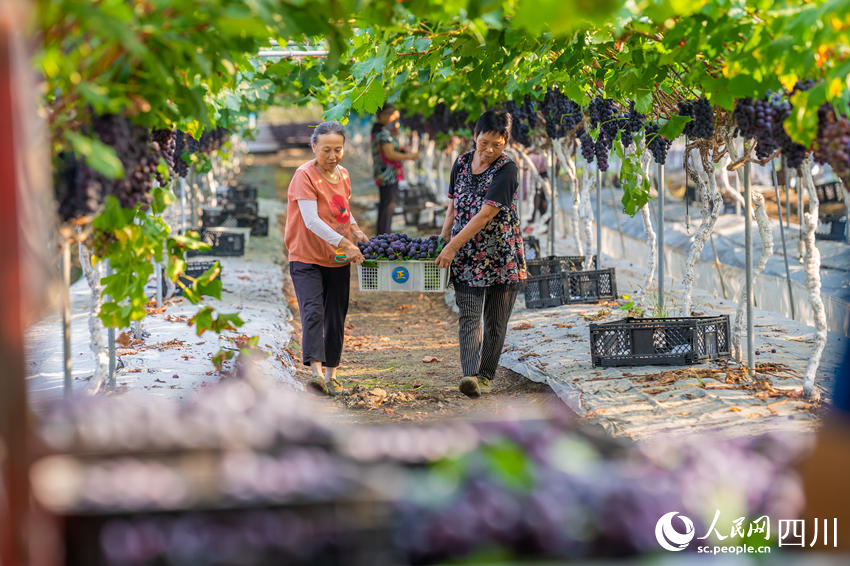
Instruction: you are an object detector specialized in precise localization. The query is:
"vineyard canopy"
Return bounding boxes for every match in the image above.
[40,0,850,149]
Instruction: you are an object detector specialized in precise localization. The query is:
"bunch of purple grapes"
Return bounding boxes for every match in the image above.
[357,233,444,260]
[393,426,808,564]
[198,127,230,153]
[88,113,160,209]
[587,98,619,171]
[151,129,176,183]
[401,113,427,134]
[578,130,595,164]
[542,87,582,139]
[644,123,673,165]
[734,96,779,158]
[53,151,103,221]
[791,78,816,95]
[173,131,190,177]
[814,106,850,186]
[618,101,646,149]
[425,103,470,135]
[678,97,715,139]
[505,100,532,146]
[521,96,539,129]
[734,93,807,167]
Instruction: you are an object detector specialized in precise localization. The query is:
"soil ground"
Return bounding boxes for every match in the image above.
[250,151,560,425]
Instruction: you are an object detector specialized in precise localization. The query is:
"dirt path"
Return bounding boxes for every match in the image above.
[276,190,559,424]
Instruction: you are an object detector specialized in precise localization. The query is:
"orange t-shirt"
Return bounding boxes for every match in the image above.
[284,160,353,267]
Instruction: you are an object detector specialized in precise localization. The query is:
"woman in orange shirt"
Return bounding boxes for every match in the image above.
[284,121,368,394]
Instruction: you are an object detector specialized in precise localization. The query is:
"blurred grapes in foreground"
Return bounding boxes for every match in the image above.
[29,376,821,565]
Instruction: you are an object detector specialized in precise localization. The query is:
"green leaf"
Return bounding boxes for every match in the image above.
[634,91,653,114]
[788,85,825,147]
[190,306,215,336]
[151,186,175,215]
[195,277,222,300]
[66,131,124,179]
[658,115,692,140]
[323,97,352,121]
[358,78,385,114]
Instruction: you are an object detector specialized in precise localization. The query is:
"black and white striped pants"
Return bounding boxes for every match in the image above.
[454,282,519,380]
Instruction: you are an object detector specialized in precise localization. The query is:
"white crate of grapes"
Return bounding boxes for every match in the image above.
[357,260,449,292]
[355,233,449,292]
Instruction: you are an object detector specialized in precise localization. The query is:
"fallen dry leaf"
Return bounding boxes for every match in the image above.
[116,331,133,348]
[512,322,534,330]
[517,352,540,361]
[729,407,743,412]
[766,399,790,414]
[422,356,440,363]
[553,323,573,328]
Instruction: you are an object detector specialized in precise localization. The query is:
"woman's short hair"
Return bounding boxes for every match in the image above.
[310,121,346,145]
[376,104,397,118]
[474,110,512,141]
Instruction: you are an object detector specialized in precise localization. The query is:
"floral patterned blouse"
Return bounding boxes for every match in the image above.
[448,151,527,287]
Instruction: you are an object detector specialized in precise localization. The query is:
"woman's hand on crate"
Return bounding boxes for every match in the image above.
[434,242,458,268]
[339,239,365,265]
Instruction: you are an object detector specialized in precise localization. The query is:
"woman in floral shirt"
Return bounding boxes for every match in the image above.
[435,110,527,397]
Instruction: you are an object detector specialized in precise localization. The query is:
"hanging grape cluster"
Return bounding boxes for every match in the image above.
[814,104,850,187]
[588,97,617,171]
[542,87,581,139]
[172,131,191,177]
[644,123,673,165]
[733,92,807,167]
[401,113,427,134]
[53,151,101,221]
[678,98,715,139]
[618,101,645,149]
[504,100,532,146]
[425,103,470,135]
[578,131,595,163]
[84,114,160,209]
[151,129,176,184]
[198,127,230,153]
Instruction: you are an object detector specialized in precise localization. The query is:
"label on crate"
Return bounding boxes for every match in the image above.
[391,266,410,284]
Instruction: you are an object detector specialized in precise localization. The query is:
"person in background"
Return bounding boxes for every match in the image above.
[284,121,368,395]
[372,104,418,234]
[436,109,527,398]
[522,147,548,234]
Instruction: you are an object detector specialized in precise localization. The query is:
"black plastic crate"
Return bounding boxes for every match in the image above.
[815,181,844,203]
[189,229,246,257]
[526,255,598,276]
[201,206,238,229]
[237,215,269,237]
[523,272,565,309]
[221,199,259,216]
[523,236,541,260]
[589,315,731,367]
[162,260,219,297]
[563,268,617,304]
[221,185,258,201]
[815,215,847,241]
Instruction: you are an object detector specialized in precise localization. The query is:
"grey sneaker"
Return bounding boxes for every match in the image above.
[477,377,492,393]
[459,375,481,398]
[327,377,344,395]
[308,375,328,395]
